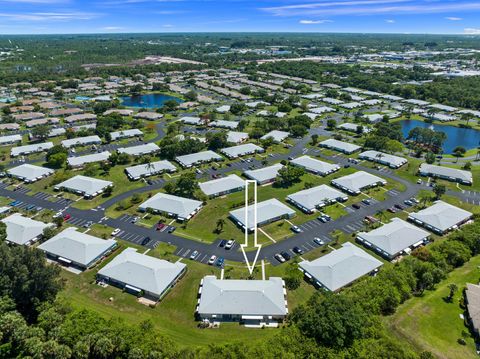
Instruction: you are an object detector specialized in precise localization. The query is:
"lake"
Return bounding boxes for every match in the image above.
[399,119,480,154]
[120,93,183,109]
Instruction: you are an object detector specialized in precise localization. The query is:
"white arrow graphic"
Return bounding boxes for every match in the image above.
[240,180,262,275]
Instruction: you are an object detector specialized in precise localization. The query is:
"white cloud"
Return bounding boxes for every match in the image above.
[261,0,480,17]
[385,19,395,23]
[299,19,332,24]
[464,27,480,34]
[0,12,99,21]
[102,26,124,31]
[445,17,462,21]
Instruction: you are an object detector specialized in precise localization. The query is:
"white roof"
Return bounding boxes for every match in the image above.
[332,171,386,193]
[290,155,340,175]
[11,142,53,156]
[260,130,289,142]
[98,248,186,298]
[175,150,223,167]
[55,175,113,197]
[139,192,202,219]
[199,174,245,196]
[67,151,111,167]
[338,122,371,133]
[220,143,263,158]
[110,129,143,140]
[229,198,295,231]
[409,200,472,233]
[299,242,382,291]
[357,218,430,257]
[198,276,287,316]
[180,116,203,125]
[287,184,347,211]
[117,143,160,156]
[125,160,176,179]
[227,131,249,144]
[38,227,117,267]
[0,134,22,145]
[210,120,238,129]
[320,139,361,153]
[244,163,284,183]
[2,213,50,245]
[359,150,407,167]
[61,135,102,148]
[7,164,54,182]
[419,163,472,184]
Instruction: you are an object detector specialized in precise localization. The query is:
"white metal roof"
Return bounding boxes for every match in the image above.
[117,143,160,156]
[98,248,186,298]
[2,213,50,245]
[408,200,472,233]
[55,175,113,197]
[7,164,54,182]
[290,155,340,175]
[139,192,202,219]
[299,242,382,291]
[67,151,111,167]
[38,227,117,267]
[198,276,287,316]
[287,184,347,211]
[199,174,245,196]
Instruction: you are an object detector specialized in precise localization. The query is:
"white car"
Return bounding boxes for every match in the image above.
[313,237,325,245]
[208,255,217,265]
[291,225,302,233]
[274,253,286,263]
[225,240,235,250]
[190,250,199,260]
[111,228,121,236]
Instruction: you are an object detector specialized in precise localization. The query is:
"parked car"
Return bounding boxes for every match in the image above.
[387,207,397,213]
[219,239,227,247]
[26,204,36,211]
[63,214,71,221]
[53,211,63,218]
[141,237,151,245]
[313,237,325,245]
[167,226,176,233]
[362,199,371,205]
[83,220,93,228]
[318,216,328,223]
[404,200,413,206]
[111,228,121,236]
[293,246,303,254]
[352,203,361,209]
[216,257,225,267]
[189,250,199,260]
[131,216,139,223]
[156,223,166,231]
[208,255,217,265]
[417,179,422,184]
[410,197,419,204]
[394,204,405,210]
[291,225,302,233]
[274,253,286,263]
[225,239,235,250]
[280,251,291,261]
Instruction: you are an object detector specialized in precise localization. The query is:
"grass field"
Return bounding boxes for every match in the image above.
[386,255,480,359]
[57,239,316,348]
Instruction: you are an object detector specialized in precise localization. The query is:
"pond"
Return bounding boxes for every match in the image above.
[399,119,480,154]
[120,93,183,109]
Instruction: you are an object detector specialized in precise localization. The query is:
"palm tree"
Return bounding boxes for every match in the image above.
[447,283,458,302]
[216,218,226,233]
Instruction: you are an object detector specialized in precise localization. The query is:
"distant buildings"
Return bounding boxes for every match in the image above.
[418,163,473,185]
[331,171,386,195]
[138,193,203,221]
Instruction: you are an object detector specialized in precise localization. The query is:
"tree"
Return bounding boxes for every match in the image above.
[326,119,336,130]
[433,184,446,199]
[216,218,225,233]
[452,146,466,162]
[447,283,458,302]
[206,131,228,150]
[425,152,436,164]
[0,243,63,321]
[284,261,303,290]
[230,103,247,115]
[42,226,56,240]
[53,216,64,228]
[310,134,319,145]
[276,165,305,187]
[31,125,50,141]
[0,222,6,242]
[184,90,197,102]
[46,145,68,169]
[290,293,371,348]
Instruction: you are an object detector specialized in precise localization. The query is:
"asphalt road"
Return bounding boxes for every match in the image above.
[3,122,478,268]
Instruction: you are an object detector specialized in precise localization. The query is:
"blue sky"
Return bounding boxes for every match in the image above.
[0,0,480,34]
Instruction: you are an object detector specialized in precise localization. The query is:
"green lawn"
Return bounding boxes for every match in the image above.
[57,239,315,348]
[386,255,480,359]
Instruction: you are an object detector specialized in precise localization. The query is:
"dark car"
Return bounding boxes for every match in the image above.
[361,199,371,205]
[352,203,361,209]
[141,237,151,245]
[216,257,225,267]
[156,223,166,231]
[394,204,405,210]
[167,226,176,233]
[280,251,291,261]
[219,239,227,247]
[292,246,303,254]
